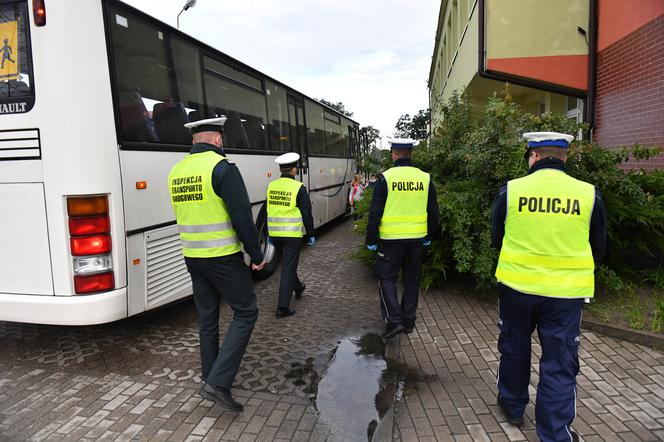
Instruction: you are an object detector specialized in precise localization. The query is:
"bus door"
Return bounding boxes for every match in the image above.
[287,95,308,188]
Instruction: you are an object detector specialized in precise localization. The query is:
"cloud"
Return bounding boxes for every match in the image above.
[125,0,440,137]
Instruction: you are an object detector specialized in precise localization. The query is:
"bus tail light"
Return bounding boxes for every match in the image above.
[70,234,112,256]
[67,196,108,216]
[33,0,46,27]
[67,195,114,294]
[73,255,112,275]
[68,215,110,236]
[74,272,114,294]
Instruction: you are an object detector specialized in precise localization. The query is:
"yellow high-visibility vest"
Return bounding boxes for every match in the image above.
[495,168,596,298]
[168,151,242,258]
[266,177,304,238]
[379,166,430,240]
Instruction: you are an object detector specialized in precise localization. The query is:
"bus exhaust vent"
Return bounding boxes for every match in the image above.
[145,229,190,309]
[0,129,41,161]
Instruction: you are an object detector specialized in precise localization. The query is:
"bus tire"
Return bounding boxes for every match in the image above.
[253,204,279,280]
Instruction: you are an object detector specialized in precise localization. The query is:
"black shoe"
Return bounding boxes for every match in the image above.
[276,307,296,318]
[294,283,305,300]
[570,430,579,442]
[381,324,405,339]
[199,383,243,412]
[404,324,415,334]
[497,395,524,427]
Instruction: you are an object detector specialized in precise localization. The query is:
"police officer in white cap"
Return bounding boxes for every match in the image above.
[168,115,265,412]
[366,138,440,339]
[266,152,315,318]
[491,131,607,441]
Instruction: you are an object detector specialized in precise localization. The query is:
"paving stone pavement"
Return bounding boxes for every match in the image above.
[391,288,664,441]
[1,219,664,441]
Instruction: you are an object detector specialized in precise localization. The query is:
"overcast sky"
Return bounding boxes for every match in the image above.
[124,0,440,146]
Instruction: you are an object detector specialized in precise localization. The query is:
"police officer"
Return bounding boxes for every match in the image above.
[491,132,607,441]
[366,139,440,339]
[266,152,315,318]
[168,116,265,412]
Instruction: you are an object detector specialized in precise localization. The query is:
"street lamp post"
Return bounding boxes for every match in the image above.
[177,0,197,29]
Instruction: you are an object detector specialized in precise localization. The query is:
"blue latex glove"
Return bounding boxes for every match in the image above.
[367,244,377,251]
[307,236,316,246]
[423,240,432,247]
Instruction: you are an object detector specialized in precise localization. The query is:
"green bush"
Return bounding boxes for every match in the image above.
[362,92,664,292]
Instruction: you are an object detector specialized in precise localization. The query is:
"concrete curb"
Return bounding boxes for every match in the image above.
[582,317,664,351]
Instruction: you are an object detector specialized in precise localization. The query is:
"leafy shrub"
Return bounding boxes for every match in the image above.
[362,91,664,292]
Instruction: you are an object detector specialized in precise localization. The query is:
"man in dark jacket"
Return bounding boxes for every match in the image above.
[266,152,315,318]
[366,139,440,339]
[169,116,264,413]
[491,131,607,442]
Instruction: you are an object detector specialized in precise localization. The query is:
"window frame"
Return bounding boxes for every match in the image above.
[102,0,358,155]
[0,0,36,114]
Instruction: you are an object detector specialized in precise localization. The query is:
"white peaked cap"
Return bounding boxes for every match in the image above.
[522,131,574,143]
[388,138,416,149]
[275,152,300,165]
[184,116,227,133]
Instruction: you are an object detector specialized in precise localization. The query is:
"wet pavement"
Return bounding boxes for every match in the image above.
[0,219,393,441]
[1,218,664,441]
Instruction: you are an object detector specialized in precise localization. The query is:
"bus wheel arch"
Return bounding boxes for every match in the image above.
[253,203,279,280]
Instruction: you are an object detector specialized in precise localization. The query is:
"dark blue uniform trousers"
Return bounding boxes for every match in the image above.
[497,283,584,442]
[374,241,423,327]
[185,253,259,390]
[272,237,304,308]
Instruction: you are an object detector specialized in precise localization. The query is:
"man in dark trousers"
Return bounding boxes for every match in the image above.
[366,139,440,339]
[168,116,265,412]
[266,152,315,318]
[491,132,607,442]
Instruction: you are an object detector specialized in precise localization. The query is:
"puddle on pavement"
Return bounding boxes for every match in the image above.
[286,333,427,441]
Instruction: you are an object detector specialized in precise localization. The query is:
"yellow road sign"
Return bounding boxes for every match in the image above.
[0,20,19,81]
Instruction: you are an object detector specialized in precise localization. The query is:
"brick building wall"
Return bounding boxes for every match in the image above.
[594,14,664,169]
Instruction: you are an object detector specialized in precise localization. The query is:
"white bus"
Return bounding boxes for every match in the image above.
[0,0,359,325]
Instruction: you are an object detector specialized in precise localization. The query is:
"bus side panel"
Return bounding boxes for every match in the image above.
[230,154,280,205]
[120,151,277,233]
[126,224,192,316]
[120,151,186,232]
[307,157,354,227]
[121,151,277,315]
[32,0,127,296]
[0,183,53,295]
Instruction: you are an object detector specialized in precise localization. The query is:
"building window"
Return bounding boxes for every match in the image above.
[565,97,584,139]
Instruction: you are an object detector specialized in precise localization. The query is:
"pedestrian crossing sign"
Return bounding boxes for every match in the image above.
[0,20,19,81]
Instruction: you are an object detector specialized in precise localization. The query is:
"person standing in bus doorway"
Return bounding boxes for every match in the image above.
[491,132,607,441]
[366,139,440,339]
[266,152,315,318]
[168,116,265,413]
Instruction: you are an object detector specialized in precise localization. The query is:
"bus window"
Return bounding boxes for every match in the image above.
[265,80,290,151]
[203,57,262,92]
[305,99,326,155]
[109,8,202,145]
[0,0,35,114]
[324,110,344,156]
[167,37,204,143]
[203,71,268,150]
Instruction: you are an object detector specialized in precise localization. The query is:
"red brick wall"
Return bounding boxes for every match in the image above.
[594,14,664,170]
